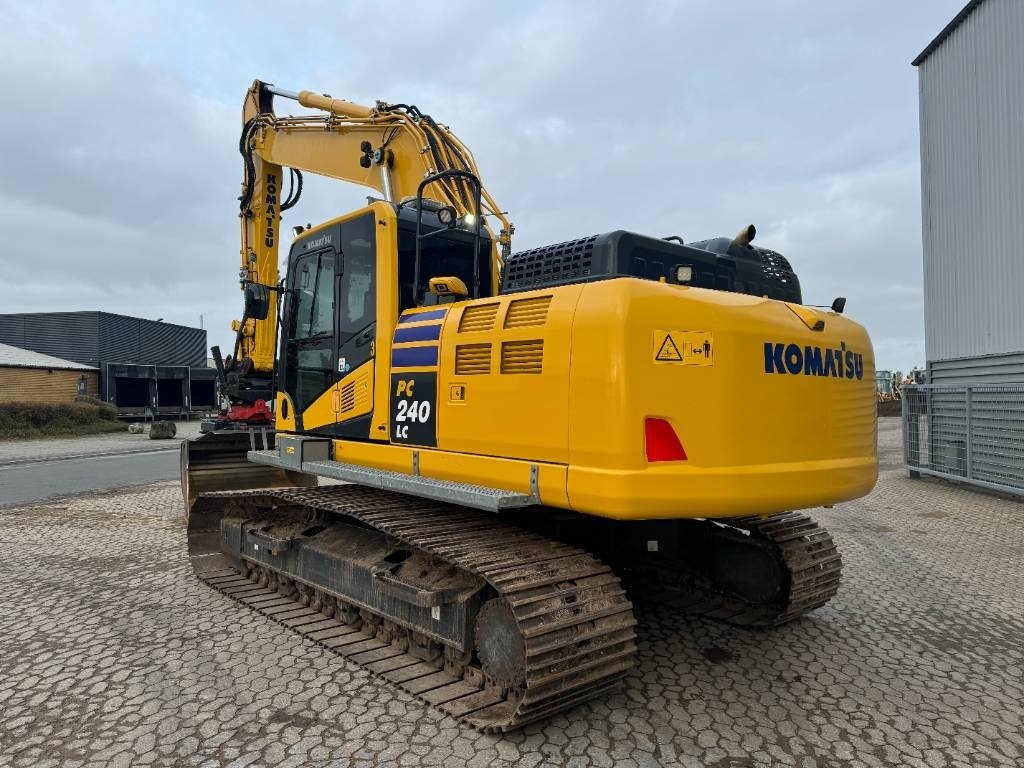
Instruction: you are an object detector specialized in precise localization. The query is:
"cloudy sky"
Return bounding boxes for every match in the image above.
[0,1,965,372]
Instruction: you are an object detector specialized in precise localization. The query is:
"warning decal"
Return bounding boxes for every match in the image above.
[653,331,714,366]
[655,335,683,361]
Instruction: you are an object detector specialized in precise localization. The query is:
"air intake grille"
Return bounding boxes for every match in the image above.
[501,340,544,374]
[502,236,597,292]
[340,382,356,413]
[504,296,552,329]
[758,248,795,284]
[455,344,491,375]
[459,303,499,332]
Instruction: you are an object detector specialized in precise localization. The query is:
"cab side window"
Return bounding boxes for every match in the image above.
[294,252,335,339]
[338,215,376,341]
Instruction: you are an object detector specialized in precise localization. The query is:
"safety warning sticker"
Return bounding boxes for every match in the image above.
[653,331,714,366]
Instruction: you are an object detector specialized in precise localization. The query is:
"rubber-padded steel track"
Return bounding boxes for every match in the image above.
[638,511,842,627]
[188,485,636,732]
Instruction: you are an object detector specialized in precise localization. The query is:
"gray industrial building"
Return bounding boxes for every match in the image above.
[904,0,1024,494]
[0,311,217,417]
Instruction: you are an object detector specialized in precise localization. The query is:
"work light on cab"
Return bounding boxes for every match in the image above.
[437,206,457,226]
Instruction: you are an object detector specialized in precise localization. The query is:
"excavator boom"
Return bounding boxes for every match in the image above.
[232,81,510,383]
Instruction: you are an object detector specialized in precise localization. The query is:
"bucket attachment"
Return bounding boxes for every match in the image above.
[180,431,317,516]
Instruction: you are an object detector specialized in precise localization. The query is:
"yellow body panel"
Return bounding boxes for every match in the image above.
[293,276,876,522]
[274,391,298,433]
[436,286,580,463]
[564,279,876,517]
[300,360,375,433]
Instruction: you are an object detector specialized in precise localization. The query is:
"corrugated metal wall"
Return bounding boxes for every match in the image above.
[929,352,1024,385]
[0,368,99,403]
[0,312,100,365]
[96,313,206,366]
[0,312,207,367]
[918,0,1024,364]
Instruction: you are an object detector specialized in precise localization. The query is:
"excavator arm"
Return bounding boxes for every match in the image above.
[232,80,512,385]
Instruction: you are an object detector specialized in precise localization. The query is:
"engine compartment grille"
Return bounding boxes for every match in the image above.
[458,303,500,332]
[504,296,552,329]
[500,340,544,374]
[455,343,492,375]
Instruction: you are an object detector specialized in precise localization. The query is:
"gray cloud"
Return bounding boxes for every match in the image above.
[0,0,965,371]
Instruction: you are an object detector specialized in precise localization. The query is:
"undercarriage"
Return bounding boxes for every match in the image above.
[188,484,841,731]
[189,486,636,732]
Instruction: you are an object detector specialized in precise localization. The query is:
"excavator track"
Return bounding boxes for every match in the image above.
[631,511,843,627]
[188,485,636,732]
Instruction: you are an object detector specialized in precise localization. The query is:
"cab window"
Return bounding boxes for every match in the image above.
[338,215,376,339]
[294,251,335,339]
[286,248,335,413]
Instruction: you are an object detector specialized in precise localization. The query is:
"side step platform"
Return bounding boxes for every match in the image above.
[247,448,540,512]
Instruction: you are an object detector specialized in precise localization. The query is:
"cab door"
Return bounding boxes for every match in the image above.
[332,214,377,438]
[282,246,337,432]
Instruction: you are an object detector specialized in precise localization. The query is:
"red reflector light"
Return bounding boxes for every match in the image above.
[644,418,687,462]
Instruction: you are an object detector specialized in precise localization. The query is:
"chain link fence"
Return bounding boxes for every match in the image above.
[902,384,1024,495]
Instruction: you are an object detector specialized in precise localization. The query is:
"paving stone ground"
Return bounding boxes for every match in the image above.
[0,419,1021,767]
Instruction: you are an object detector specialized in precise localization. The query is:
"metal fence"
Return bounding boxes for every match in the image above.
[903,384,1024,495]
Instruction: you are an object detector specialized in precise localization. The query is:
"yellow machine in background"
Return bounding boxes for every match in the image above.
[183,81,878,732]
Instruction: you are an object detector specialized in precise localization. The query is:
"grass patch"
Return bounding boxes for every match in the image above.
[0,401,128,440]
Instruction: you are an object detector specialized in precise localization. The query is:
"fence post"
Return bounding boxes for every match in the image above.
[901,390,909,464]
[904,387,921,478]
[964,386,973,480]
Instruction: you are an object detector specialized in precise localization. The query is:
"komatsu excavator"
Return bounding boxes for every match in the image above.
[182,80,878,731]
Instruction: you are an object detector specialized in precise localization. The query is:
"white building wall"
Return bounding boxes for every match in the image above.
[917,0,1024,364]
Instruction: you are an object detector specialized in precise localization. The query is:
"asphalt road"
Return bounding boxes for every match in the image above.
[0,449,179,507]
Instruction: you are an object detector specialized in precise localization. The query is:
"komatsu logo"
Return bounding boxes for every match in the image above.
[764,342,864,380]
[264,173,277,248]
[304,234,331,250]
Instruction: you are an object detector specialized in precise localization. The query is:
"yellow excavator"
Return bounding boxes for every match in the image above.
[182,80,878,732]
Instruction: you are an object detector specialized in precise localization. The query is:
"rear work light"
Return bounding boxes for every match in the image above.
[644,418,687,462]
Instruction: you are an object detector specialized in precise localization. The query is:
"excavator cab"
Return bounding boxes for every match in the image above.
[181,197,494,514]
[271,199,493,440]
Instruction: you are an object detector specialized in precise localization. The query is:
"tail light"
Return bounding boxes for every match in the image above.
[644,418,687,462]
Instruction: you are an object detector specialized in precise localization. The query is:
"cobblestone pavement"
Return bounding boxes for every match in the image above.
[0,421,201,465]
[0,421,1021,767]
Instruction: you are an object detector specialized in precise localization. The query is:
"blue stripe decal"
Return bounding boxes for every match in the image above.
[399,308,448,324]
[393,324,442,343]
[391,345,439,368]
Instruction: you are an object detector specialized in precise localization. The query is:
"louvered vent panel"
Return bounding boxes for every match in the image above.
[340,382,356,413]
[458,303,499,332]
[504,296,552,329]
[501,340,544,374]
[455,344,491,375]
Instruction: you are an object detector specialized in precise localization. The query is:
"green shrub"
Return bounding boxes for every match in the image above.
[74,395,119,421]
[0,401,129,439]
